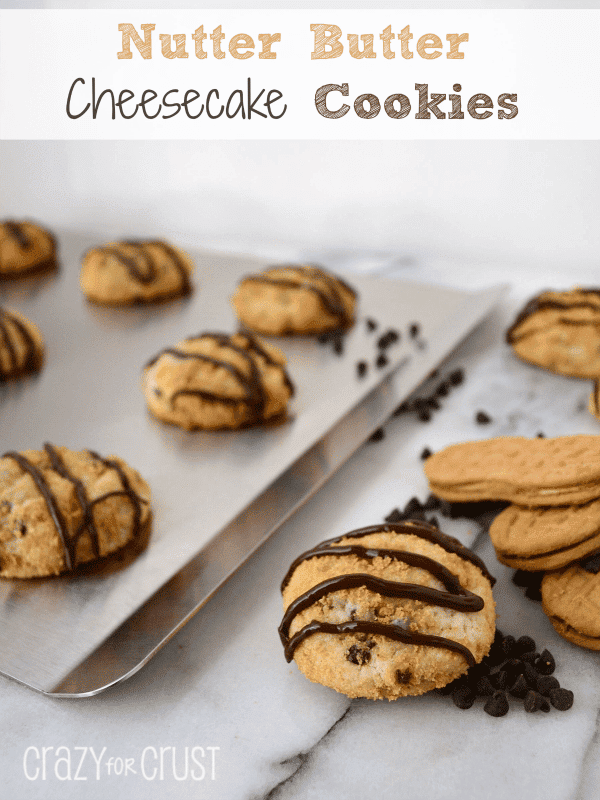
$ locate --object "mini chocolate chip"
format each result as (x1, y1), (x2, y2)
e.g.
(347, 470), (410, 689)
(426, 398), (440, 410)
(537, 676), (560, 696)
(509, 674), (529, 699)
(484, 691), (509, 717)
(409, 323), (420, 338)
(537, 432), (545, 438)
(356, 361), (368, 378)
(333, 337), (344, 355)
(477, 676), (495, 696)
(396, 669), (412, 685)
(376, 354), (388, 369)
(535, 649), (555, 675)
(515, 635), (536, 655)
(369, 428), (385, 443)
(449, 369), (464, 386)
(524, 664), (540, 689)
(452, 685), (476, 709)
(18, 521), (27, 535)
(420, 448), (433, 460)
(502, 635), (516, 656)
(504, 659), (526, 682)
(393, 402), (409, 416)
(422, 495), (440, 512)
(540, 697), (551, 712)
(346, 643), (374, 665)
(384, 508), (403, 523)
(491, 671), (509, 691)
(418, 410), (431, 423)
(317, 332), (330, 344)
(475, 411), (492, 425)
(580, 552), (600, 574)
(436, 381), (450, 397)
(550, 688), (574, 711)
(521, 651), (539, 665)
(403, 497), (422, 516)
(524, 690), (543, 713)
(366, 318), (378, 332)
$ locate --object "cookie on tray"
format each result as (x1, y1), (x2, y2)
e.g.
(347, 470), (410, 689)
(489, 500), (600, 572)
(506, 289), (600, 378)
(0, 220), (58, 279)
(279, 520), (496, 699)
(231, 264), (357, 335)
(542, 560), (600, 651)
(80, 239), (193, 305)
(0, 444), (151, 578)
(0, 307), (44, 380)
(143, 331), (294, 430)
(424, 435), (600, 507)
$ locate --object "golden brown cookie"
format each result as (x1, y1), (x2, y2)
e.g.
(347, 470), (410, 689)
(0, 307), (44, 380)
(507, 289), (600, 378)
(0, 220), (58, 279)
(80, 239), (193, 305)
(279, 521), (496, 699)
(542, 562), (600, 650)
(143, 331), (294, 430)
(489, 500), (600, 571)
(589, 380), (600, 421)
(232, 264), (357, 335)
(0, 444), (151, 578)
(424, 435), (600, 507)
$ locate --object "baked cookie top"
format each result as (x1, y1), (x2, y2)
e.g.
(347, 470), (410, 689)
(542, 561), (600, 647)
(0, 220), (58, 279)
(80, 239), (193, 305)
(425, 435), (600, 506)
(0, 307), (44, 380)
(232, 264), (357, 335)
(143, 331), (294, 430)
(0, 444), (151, 578)
(279, 521), (495, 699)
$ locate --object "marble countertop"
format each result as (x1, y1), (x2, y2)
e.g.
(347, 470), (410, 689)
(3, 256), (600, 800)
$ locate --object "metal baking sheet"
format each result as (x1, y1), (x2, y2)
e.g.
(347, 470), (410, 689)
(0, 231), (506, 695)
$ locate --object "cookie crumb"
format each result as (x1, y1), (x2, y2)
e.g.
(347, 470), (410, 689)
(377, 330), (400, 350)
(366, 318), (378, 332)
(409, 323), (420, 339)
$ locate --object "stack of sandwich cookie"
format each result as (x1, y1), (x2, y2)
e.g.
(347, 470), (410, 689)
(424, 434), (600, 650)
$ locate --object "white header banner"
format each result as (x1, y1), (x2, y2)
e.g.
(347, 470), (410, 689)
(0, 9), (599, 140)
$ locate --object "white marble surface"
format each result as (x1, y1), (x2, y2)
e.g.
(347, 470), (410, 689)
(3, 256), (600, 800)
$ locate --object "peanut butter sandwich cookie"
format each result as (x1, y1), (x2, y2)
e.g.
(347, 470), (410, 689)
(424, 435), (600, 507)
(542, 559), (600, 651)
(489, 499), (600, 572)
(279, 521), (496, 699)
(0, 444), (151, 578)
(507, 289), (600, 378)
(232, 264), (357, 335)
(80, 239), (193, 305)
(0, 220), (58, 279)
(0, 307), (44, 380)
(143, 331), (294, 430)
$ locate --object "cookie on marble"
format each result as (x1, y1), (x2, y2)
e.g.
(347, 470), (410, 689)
(279, 521), (496, 699)
(424, 435), (600, 507)
(231, 264), (357, 335)
(0, 444), (151, 578)
(0, 307), (44, 380)
(0, 220), (58, 279)
(143, 331), (294, 430)
(489, 500), (600, 571)
(542, 560), (600, 651)
(80, 239), (193, 305)
(506, 289), (600, 378)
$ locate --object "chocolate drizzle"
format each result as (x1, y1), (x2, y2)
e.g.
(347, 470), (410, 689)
(2, 445), (145, 572)
(146, 332), (294, 418)
(0, 308), (40, 378)
(241, 265), (356, 329)
(280, 521), (491, 666)
(1, 221), (58, 279)
(96, 240), (190, 296)
(507, 290), (600, 344)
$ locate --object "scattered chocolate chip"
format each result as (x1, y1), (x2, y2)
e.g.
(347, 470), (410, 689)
(356, 361), (368, 379)
(520, 651), (539, 665)
(435, 382), (450, 397)
(535, 649), (556, 675)
(18, 521), (27, 535)
(333, 337), (344, 355)
(368, 428), (385, 443)
(537, 432), (545, 438)
(537, 676), (560, 696)
(418, 410), (431, 423)
(420, 447), (433, 460)
(477, 676), (495, 696)
(484, 691), (509, 717)
(476, 411), (492, 425)
(347, 642), (374, 665)
(427, 516), (439, 528)
(512, 570), (544, 601)
(409, 323), (420, 338)
(366, 318), (378, 332)
(524, 663), (540, 689)
(317, 332), (330, 345)
(393, 401), (409, 416)
(509, 674), (529, 699)
(376, 353), (388, 369)
(580, 552), (600, 574)
(503, 659), (526, 682)
(384, 508), (403, 523)
(550, 688), (574, 711)
(396, 669), (412, 685)
(377, 330), (400, 350)
(491, 670), (509, 691)
(452, 685), (476, 709)
(404, 497), (423, 516)
(501, 635), (516, 657)
(525, 583), (543, 602)
(524, 690), (545, 713)
(449, 369), (464, 386)
(515, 636), (536, 655)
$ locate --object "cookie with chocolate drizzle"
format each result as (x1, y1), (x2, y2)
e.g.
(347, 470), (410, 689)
(80, 239), (194, 305)
(0, 220), (58, 279)
(232, 264), (357, 335)
(507, 288), (600, 378)
(279, 521), (496, 699)
(143, 331), (294, 430)
(0, 307), (44, 380)
(0, 445), (151, 578)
